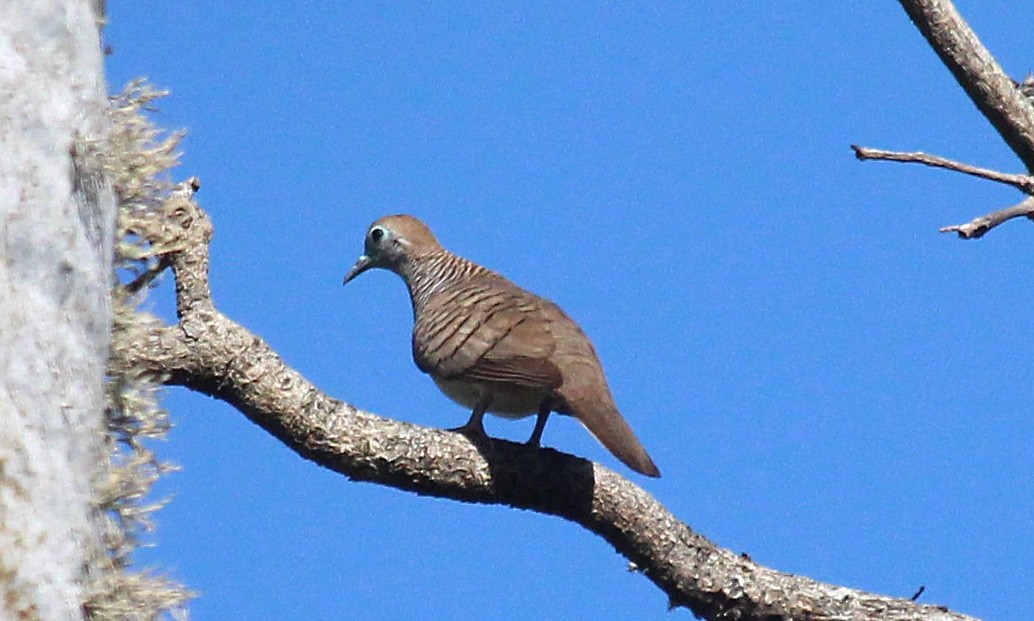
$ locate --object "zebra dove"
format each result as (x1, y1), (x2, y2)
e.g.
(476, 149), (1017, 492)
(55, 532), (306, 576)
(343, 215), (660, 478)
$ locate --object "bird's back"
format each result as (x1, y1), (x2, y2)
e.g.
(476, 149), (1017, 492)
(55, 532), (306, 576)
(408, 251), (660, 477)
(411, 262), (563, 392)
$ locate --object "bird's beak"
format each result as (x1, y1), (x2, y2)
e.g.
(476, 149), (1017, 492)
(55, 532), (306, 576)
(343, 255), (374, 285)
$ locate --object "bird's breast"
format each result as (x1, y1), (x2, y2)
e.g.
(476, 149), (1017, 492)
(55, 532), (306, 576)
(432, 376), (549, 419)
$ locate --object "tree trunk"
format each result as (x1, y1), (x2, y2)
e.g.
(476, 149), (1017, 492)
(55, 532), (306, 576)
(0, 1), (114, 619)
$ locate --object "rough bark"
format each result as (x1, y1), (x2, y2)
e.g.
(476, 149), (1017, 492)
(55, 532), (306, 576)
(897, 0), (1034, 172)
(0, 1), (114, 619)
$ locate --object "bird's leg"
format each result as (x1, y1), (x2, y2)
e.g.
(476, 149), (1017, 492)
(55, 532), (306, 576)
(450, 393), (492, 443)
(526, 402), (551, 447)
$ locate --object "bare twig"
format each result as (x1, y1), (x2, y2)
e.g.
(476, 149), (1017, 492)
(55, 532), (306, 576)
(896, 0), (1034, 172)
(940, 196), (1034, 238)
(852, 2), (1034, 239)
(851, 145), (1034, 193)
(110, 184), (980, 621)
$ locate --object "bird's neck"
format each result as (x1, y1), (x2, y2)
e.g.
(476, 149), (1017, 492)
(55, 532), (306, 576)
(399, 250), (485, 317)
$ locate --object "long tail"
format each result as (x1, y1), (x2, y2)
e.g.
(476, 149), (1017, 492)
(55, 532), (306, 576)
(566, 397), (660, 478)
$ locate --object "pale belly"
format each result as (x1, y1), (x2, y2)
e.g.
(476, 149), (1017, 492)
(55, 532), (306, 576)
(433, 376), (550, 419)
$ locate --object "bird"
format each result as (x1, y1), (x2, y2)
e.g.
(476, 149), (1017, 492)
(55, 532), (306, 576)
(343, 215), (660, 478)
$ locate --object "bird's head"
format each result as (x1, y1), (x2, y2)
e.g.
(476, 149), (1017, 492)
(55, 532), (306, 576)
(343, 214), (442, 284)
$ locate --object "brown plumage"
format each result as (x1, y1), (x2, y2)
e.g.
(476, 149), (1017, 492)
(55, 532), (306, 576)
(343, 214), (660, 478)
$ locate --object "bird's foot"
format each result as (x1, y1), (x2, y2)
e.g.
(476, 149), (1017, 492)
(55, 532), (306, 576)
(449, 421), (494, 448)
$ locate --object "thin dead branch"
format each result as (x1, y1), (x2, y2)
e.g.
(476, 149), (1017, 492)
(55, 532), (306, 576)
(853, 1), (1034, 238)
(939, 196), (1034, 238)
(851, 145), (1034, 194)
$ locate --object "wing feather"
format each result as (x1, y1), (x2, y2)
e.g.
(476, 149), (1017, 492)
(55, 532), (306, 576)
(413, 275), (562, 389)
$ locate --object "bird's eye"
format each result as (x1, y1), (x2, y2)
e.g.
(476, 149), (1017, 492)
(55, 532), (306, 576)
(370, 227), (385, 243)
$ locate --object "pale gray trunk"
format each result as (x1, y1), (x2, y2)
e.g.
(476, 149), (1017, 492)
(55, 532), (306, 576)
(0, 1), (113, 619)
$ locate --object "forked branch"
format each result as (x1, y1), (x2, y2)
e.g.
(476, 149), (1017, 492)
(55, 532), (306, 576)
(854, 0), (1034, 238)
(111, 182), (978, 621)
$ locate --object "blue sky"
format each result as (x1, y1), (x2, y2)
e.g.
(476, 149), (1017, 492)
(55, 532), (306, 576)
(105, 4), (1032, 620)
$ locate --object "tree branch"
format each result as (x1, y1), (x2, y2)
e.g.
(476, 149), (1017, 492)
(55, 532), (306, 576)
(851, 1), (1034, 239)
(939, 196), (1034, 238)
(896, 0), (1034, 172)
(112, 183), (979, 621)
(851, 145), (1034, 193)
